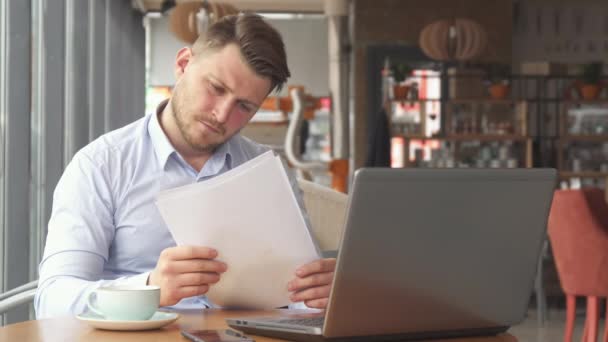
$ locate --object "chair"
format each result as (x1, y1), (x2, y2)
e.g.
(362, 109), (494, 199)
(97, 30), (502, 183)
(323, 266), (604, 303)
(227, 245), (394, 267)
(535, 238), (550, 325)
(297, 178), (348, 253)
(0, 280), (38, 315)
(548, 188), (608, 342)
(0, 180), (348, 316)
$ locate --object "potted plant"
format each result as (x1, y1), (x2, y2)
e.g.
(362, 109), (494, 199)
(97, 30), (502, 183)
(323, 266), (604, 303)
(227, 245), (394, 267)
(484, 64), (511, 100)
(579, 62), (604, 100)
(390, 63), (413, 100)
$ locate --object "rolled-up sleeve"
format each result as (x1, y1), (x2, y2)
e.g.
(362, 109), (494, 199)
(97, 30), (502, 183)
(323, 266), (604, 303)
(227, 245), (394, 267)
(34, 151), (148, 318)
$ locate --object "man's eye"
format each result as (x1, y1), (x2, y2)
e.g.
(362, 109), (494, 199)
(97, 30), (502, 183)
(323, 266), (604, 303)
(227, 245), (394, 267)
(209, 83), (224, 94)
(239, 103), (254, 113)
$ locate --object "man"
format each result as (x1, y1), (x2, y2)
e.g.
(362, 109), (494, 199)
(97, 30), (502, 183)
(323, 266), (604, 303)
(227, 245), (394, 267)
(35, 13), (336, 318)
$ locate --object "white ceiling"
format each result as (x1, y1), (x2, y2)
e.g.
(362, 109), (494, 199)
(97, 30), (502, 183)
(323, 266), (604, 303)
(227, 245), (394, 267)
(136, 0), (324, 13)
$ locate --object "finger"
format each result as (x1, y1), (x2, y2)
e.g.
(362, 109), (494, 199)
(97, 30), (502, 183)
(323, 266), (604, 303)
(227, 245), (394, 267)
(288, 272), (334, 292)
(295, 258), (336, 277)
(161, 284), (211, 306)
(176, 272), (221, 286)
(168, 259), (228, 274)
(163, 246), (218, 261)
(290, 284), (331, 303)
(304, 298), (329, 309)
(176, 284), (210, 299)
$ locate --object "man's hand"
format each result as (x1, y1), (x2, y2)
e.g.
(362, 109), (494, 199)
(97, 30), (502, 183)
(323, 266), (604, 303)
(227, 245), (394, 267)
(148, 246), (227, 307)
(287, 258), (336, 309)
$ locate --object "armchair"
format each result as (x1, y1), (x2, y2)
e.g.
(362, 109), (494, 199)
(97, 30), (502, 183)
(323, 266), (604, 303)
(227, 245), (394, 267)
(548, 188), (608, 342)
(296, 178), (348, 254)
(0, 280), (37, 315)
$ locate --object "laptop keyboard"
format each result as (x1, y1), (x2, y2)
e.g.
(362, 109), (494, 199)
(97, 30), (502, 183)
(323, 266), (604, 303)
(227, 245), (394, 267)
(275, 317), (325, 327)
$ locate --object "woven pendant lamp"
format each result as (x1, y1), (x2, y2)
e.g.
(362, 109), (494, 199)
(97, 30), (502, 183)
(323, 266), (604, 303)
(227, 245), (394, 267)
(419, 18), (487, 62)
(169, 1), (238, 44)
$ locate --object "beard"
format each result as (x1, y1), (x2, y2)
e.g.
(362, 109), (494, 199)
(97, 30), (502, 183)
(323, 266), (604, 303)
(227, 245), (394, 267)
(170, 85), (227, 154)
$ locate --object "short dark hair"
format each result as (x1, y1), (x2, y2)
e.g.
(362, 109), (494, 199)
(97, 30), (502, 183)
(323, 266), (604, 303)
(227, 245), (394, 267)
(192, 13), (291, 93)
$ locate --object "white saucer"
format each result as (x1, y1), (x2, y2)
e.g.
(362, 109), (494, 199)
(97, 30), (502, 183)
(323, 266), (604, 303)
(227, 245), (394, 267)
(76, 311), (179, 331)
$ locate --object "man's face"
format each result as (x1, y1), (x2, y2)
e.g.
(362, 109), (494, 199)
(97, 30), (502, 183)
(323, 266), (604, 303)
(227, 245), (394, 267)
(169, 44), (272, 153)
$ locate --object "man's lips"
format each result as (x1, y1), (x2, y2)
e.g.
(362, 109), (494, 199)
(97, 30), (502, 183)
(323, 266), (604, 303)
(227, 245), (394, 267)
(198, 120), (222, 134)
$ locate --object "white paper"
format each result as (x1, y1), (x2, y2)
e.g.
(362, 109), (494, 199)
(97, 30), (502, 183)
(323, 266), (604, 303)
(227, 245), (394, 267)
(155, 151), (320, 309)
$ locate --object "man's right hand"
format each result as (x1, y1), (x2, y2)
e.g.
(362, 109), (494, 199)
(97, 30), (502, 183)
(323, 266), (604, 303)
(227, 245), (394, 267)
(148, 246), (227, 307)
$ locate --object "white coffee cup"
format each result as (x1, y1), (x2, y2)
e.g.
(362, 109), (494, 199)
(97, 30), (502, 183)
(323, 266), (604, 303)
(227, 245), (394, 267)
(87, 285), (160, 321)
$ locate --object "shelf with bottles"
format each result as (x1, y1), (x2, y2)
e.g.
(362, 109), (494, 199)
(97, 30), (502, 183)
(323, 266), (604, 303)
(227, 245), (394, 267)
(392, 137), (533, 169)
(559, 101), (608, 137)
(559, 171), (608, 179)
(556, 139), (608, 178)
(556, 101), (608, 182)
(388, 99), (441, 138)
(557, 171), (608, 191)
(444, 100), (528, 139)
(390, 99), (532, 169)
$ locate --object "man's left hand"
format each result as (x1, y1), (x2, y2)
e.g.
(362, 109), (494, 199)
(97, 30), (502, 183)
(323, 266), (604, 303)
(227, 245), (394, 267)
(287, 258), (336, 309)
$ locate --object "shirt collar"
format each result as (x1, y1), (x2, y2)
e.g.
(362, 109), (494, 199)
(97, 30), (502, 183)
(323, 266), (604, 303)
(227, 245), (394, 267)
(201, 137), (233, 176)
(148, 99), (177, 170)
(148, 99), (235, 173)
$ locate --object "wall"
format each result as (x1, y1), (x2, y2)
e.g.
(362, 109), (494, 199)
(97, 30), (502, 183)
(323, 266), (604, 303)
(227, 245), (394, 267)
(351, 0), (513, 169)
(148, 16), (186, 88)
(269, 16), (329, 96)
(513, 0), (608, 63)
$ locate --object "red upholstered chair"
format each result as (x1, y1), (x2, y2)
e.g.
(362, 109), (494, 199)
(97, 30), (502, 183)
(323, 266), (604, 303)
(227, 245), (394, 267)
(548, 189), (608, 342)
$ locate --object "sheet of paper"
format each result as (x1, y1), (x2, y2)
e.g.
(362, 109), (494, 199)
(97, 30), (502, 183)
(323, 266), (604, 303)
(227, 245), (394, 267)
(155, 151), (320, 309)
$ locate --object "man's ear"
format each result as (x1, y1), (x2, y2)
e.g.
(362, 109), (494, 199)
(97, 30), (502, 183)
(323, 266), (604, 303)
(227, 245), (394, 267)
(174, 47), (193, 79)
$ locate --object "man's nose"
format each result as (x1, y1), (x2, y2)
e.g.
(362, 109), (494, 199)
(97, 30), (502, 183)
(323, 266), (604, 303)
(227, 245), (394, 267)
(213, 98), (232, 124)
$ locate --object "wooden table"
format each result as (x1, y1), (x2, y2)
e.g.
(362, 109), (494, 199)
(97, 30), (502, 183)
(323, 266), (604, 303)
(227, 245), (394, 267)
(0, 309), (518, 342)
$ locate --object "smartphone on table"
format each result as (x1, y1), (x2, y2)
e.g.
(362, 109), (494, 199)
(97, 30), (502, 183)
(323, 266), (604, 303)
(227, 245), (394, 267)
(181, 329), (254, 342)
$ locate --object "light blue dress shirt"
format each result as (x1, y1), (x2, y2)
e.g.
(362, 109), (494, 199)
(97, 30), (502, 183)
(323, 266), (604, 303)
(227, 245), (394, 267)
(35, 107), (310, 318)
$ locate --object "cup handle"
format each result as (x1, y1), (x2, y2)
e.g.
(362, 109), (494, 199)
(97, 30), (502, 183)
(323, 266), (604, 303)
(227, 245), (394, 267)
(86, 291), (105, 317)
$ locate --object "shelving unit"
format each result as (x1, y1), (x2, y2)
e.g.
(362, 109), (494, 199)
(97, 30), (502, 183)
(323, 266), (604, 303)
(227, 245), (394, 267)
(388, 98), (441, 137)
(389, 99), (533, 169)
(556, 100), (608, 183)
(445, 100), (528, 136)
(376, 63), (608, 187)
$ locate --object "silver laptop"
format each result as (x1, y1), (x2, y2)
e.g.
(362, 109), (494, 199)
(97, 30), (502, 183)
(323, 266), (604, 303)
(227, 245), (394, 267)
(227, 168), (556, 341)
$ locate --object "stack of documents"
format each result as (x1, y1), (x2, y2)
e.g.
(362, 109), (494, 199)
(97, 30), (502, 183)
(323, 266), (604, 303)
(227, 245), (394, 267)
(155, 151), (320, 309)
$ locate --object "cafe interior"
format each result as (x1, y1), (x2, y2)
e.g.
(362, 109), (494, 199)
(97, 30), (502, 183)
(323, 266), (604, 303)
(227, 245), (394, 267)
(1, 0), (608, 341)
